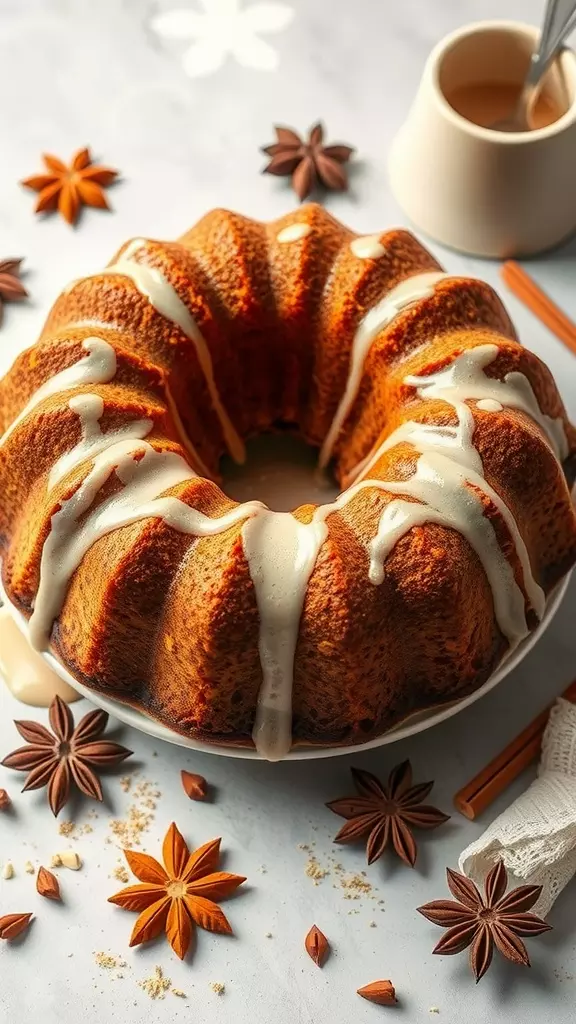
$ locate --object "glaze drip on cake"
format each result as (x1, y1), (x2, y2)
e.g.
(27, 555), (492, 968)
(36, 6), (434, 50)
(104, 240), (246, 465)
(350, 235), (386, 260)
(0, 336), (116, 446)
(0, 607), (80, 706)
(277, 223), (311, 244)
(29, 386), (262, 651)
(319, 271), (449, 470)
(0, 206), (574, 759)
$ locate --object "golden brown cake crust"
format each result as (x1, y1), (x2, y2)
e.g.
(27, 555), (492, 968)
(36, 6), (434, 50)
(1, 204), (575, 753)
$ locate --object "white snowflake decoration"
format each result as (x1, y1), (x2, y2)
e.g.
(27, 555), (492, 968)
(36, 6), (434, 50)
(151, 0), (295, 77)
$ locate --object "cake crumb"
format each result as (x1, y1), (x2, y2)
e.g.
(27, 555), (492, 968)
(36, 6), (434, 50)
(210, 982), (225, 996)
(2, 861), (14, 880)
(120, 776), (132, 794)
(265, 932), (273, 938)
(94, 951), (127, 977)
(340, 873), (372, 898)
(139, 966), (171, 1000)
(59, 821), (76, 838)
(171, 988), (186, 998)
(369, 920), (377, 927)
(108, 780), (160, 847)
(112, 864), (130, 884)
(429, 1008), (440, 1015)
(24, 860), (35, 874)
(50, 854), (62, 868)
(305, 856), (328, 882)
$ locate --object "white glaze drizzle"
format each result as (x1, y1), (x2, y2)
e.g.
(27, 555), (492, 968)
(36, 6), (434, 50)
(64, 319), (214, 480)
(29, 400), (263, 652)
(350, 234), (386, 260)
(0, 337), (116, 447)
(243, 511), (325, 759)
(477, 398), (503, 412)
(103, 239), (245, 464)
(356, 404), (545, 637)
(354, 345), (569, 482)
(49, 394), (153, 489)
(277, 223), (311, 244)
(0, 607), (81, 707)
(403, 344), (568, 461)
(318, 271), (449, 469)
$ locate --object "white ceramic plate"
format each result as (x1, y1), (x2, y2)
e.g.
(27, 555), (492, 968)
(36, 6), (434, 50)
(1, 571), (571, 760)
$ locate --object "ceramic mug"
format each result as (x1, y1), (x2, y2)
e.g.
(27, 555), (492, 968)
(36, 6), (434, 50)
(388, 20), (576, 258)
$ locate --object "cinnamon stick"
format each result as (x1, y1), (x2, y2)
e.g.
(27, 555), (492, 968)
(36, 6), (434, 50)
(500, 261), (576, 357)
(454, 678), (576, 819)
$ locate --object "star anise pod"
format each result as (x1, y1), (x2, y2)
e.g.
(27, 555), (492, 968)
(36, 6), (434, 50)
(0, 259), (28, 326)
(417, 861), (552, 982)
(108, 822), (246, 960)
(1, 695), (132, 816)
(21, 147), (119, 225)
(326, 761), (449, 867)
(261, 122), (354, 201)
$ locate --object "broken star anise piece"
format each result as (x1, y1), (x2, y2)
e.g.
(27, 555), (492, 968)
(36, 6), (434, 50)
(261, 122), (354, 201)
(21, 147), (119, 225)
(1, 695), (132, 816)
(417, 860), (552, 982)
(108, 822), (246, 960)
(0, 259), (28, 326)
(326, 761), (449, 867)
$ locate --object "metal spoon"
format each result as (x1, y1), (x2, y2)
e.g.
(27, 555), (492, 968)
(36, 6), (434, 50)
(491, 0), (576, 132)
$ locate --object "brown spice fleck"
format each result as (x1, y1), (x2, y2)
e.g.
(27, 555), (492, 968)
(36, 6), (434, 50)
(0, 913), (33, 940)
(357, 980), (397, 1006)
(36, 866), (61, 901)
(181, 770), (208, 801)
(305, 924), (330, 967)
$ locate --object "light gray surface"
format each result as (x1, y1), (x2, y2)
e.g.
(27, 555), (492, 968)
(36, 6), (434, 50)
(1, 1), (576, 1021)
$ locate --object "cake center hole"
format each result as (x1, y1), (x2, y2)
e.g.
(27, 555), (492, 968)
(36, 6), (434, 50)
(221, 435), (339, 512)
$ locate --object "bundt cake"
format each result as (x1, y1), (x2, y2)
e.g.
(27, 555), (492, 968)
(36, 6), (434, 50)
(0, 205), (575, 760)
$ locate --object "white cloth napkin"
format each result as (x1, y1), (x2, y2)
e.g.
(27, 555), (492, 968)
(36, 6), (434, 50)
(459, 698), (576, 916)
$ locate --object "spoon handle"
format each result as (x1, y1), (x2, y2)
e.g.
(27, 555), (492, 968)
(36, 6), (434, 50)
(526, 0), (576, 88)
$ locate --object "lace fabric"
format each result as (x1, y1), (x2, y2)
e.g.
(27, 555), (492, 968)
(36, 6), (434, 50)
(459, 698), (576, 916)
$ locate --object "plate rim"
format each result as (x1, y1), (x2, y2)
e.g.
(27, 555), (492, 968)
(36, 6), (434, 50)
(1, 570), (571, 760)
